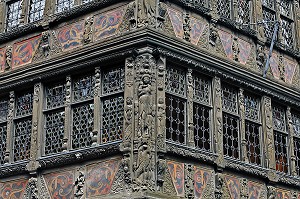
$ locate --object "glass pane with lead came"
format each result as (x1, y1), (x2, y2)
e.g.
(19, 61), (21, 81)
(0, 124), (7, 165)
(166, 67), (186, 96)
(73, 75), (95, 102)
(193, 75), (210, 105)
(45, 83), (66, 109)
(6, 0), (22, 30)
(292, 113), (300, 136)
(245, 121), (261, 165)
(262, 9), (276, 39)
(14, 119), (32, 161)
(103, 68), (125, 94)
(193, 104), (210, 151)
(222, 85), (238, 114)
(244, 94), (260, 121)
(279, 0), (291, 16)
(236, 0), (251, 24)
(281, 18), (293, 46)
(223, 113), (239, 159)
(0, 99), (8, 122)
(16, 92), (33, 117)
(217, 0), (231, 19)
(274, 131), (289, 173)
(56, 0), (74, 13)
(272, 106), (286, 132)
(294, 138), (300, 176)
(29, 0), (45, 22)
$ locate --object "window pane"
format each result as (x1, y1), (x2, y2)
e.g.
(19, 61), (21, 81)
(6, 0), (22, 30)
(101, 96), (124, 143)
(0, 124), (7, 165)
(244, 94), (260, 121)
(45, 110), (65, 155)
(262, 0), (274, 8)
(0, 99), (8, 122)
(16, 92), (33, 117)
(193, 103), (210, 151)
(274, 131), (289, 173)
(166, 67), (186, 96)
(272, 105), (286, 132)
(102, 68), (124, 95)
(166, 95), (185, 144)
(14, 119), (32, 161)
(73, 75), (95, 102)
(56, 0), (74, 13)
(193, 74), (210, 104)
(245, 121), (261, 165)
(72, 103), (94, 149)
(281, 18), (293, 46)
(223, 113), (239, 159)
(279, 0), (291, 16)
(45, 83), (66, 109)
(294, 138), (300, 176)
(292, 113), (300, 136)
(222, 85), (238, 114)
(217, 0), (231, 19)
(237, 0), (251, 24)
(262, 8), (276, 39)
(29, 0), (45, 22)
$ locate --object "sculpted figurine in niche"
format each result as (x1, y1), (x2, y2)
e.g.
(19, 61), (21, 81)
(5, 46), (12, 70)
(137, 0), (156, 27)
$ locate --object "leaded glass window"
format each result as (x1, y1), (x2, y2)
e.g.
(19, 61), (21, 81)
(292, 113), (300, 136)
(222, 85), (238, 114)
(45, 83), (66, 109)
(56, 0), (74, 13)
(237, 0), (251, 24)
(16, 92), (33, 117)
(166, 95), (186, 144)
(0, 98), (8, 165)
(279, 0), (291, 16)
(272, 105), (286, 132)
(103, 68), (124, 95)
(294, 138), (300, 176)
(193, 104), (210, 150)
(29, 0), (45, 22)
(262, 0), (274, 8)
(6, 0), (22, 30)
(262, 8), (276, 39)
(166, 67), (186, 97)
(217, 0), (231, 19)
(193, 75), (210, 105)
(101, 96), (124, 143)
(82, 0), (92, 3)
(281, 18), (293, 46)
(274, 131), (289, 173)
(14, 119), (32, 161)
(0, 99), (8, 122)
(245, 94), (260, 121)
(223, 113), (239, 158)
(73, 75), (95, 102)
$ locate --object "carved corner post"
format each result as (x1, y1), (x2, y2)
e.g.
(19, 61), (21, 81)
(19, 0), (29, 25)
(156, 53), (166, 192)
(120, 56), (135, 194)
(187, 69), (195, 148)
(210, 0), (219, 19)
(27, 83), (42, 175)
(213, 76), (224, 167)
(287, 107), (297, 176)
(63, 75), (72, 151)
(238, 89), (248, 162)
(92, 67), (101, 146)
(4, 91), (15, 164)
(294, 0), (300, 51)
(261, 96), (276, 170)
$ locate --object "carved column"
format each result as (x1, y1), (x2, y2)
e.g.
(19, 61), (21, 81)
(238, 89), (248, 162)
(294, 0), (300, 51)
(287, 107), (297, 175)
(183, 11), (191, 42)
(27, 83), (42, 174)
(262, 96), (276, 170)
(92, 67), (101, 146)
(254, 0), (265, 42)
(213, 77), (224, 167)
(63, 75), (72, 151)
(185, 163), (194, 199)
(4, 91), (15, 163)
(187, 69), (195, 147)
(0, 0), (5, 32)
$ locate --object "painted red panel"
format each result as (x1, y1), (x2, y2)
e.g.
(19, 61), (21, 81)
(167, 161), (184, 197)
(56, 22), (84, 52)
(167, 7), (183, 39)
(225, 176), (240, 199)
(94, 7), (125, 41)
(194, 166), (211, 199)
(268, 52), (280, 79)
(12, 35), (41, 68)
(284, 58), (297, 84)
(0, 48), (5, 71)
(86, 159), (120, 197)
(298, 193), (300, 199)
(218, 30), (233, 59)
(248, 181), (261, 199)
(44, 170), (74, 199)
(238, 39), (251, 65)
(276, 189), (290, 199)
(0, 179), (28, 199)
(190, 17), (206, 45)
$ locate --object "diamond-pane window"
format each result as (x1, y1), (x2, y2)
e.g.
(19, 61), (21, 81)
(237, 0), (251, 24)
(193, 75), (210, 104)
(73, 75), (95, 102)
(274, 131), (289, 173)
(223, 113), (239, 159)
(166, 67), (186, 96)
(245, 121), (261, 165)
(72, 103), (94, 149)
(101, 96), (124, 143)
(29, 0), (45, 22)
(6, 0), (22, 30)
(262, 8), (276, 39)
(244, 94), (260, 121)
(272, 105), (286, 132)
(16, 92), (33, 117)
(217, 0), (231, 18)
(294, 138), (300, 176)
(292, 113), (300, 136)
(14, 119), (32, 161)
(222, 85), (238, 114)
(56, 0), (74, 13)
(193, 104), (210, 151)
(103, 68), (124, 95)
(0, 99), (8, 122)
(0, 124), (7, 165)
(281, 18), (293, 46)
(166, 95), (186, 144)
(279, 0), (291, 16)
(46, 83), (66, 109)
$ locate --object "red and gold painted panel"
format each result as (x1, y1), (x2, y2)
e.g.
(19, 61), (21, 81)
(0, 48), (5, 72)
(269, 52), (280, 79)
(248, 181), (262, 199)
(44, 170), (74, 199)
(94, 7), (125, 41)
(190, 17), (207, 45)
(86, 159), (120, 197)
(12, 35), (41, 68)
(0, 179), (28, 199)
(167, 161), (184, 197)
(238, 39), (252, 65)
(194, 166), (211, 199)
(298, 193), (300, 199)
(225, 175), (240, 199)
(284, 58), (297, 84)
(56, 21), (84, 52)
(218, 30), (233, 59)
(167, 7), (183, 39)
(276, 189), (290, 199)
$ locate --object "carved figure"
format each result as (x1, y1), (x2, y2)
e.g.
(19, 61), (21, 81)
(256, 45), (265, 69)
(183, 13), (191, 42)
(137, 0), (156, 27)
(28, 177), (38, 199)
(5, 46), (12, 70)
(215, 173), (224, 199)
(124, 97), (133, 140)
(232, 37), (240, 61)
(74, 172), (85, 198)
(42, 32), (50, 58)
(83, 16), (93, 44)
(278, 55), (285, 81)
(209, 23), (218, 47)
(267, 185), (276, 199)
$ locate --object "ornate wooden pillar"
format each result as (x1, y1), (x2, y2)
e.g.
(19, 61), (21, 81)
(238, 88), (248, 162)
(0, 0), (5, 32)
(294, 0), (300, 51)
(287, 106), (297, 175)
(92, 67), (101, 146)
(254, 0), (265, 42)
(262, 96), (276, 170)
(4, 91), (15, 163)
(63, 75), (72, 151)
(187, 69), (195, 148)
(213, 76), (224, 167)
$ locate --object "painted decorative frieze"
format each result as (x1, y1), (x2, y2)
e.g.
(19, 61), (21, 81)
(0, 48), (5, 71)
(225, 175), (240, 199)
(93, 6), (126, 41)
(276, 189), (291, 199)
(284, 58), (297, 84)
(218, 30), (233, 59)
(190, 17), (207, 46)
(269, 52), (280, 79)
(238, 39), (252, 65)
(167, 7), (184, 39)
(194, 167), (211, 199)
(44, 170), (74, 199)
(248, 181), (262, 199)
(86, 159), (120, 197)
(56, 21), (84, 52)
(0, 179), (28, 199)
(12, 35), (41, 68)
(167, 161), (185, 197)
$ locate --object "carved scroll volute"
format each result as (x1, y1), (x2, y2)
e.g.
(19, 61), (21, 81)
(238, 89), (247, 162)
(287, 107), (297, 176)
(187, 69), (195, 148)
(213, 77), (224, 167)
(262, 96), (275, 169)
(92, 67), (101, 146)
(5, 91), (15, 163)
